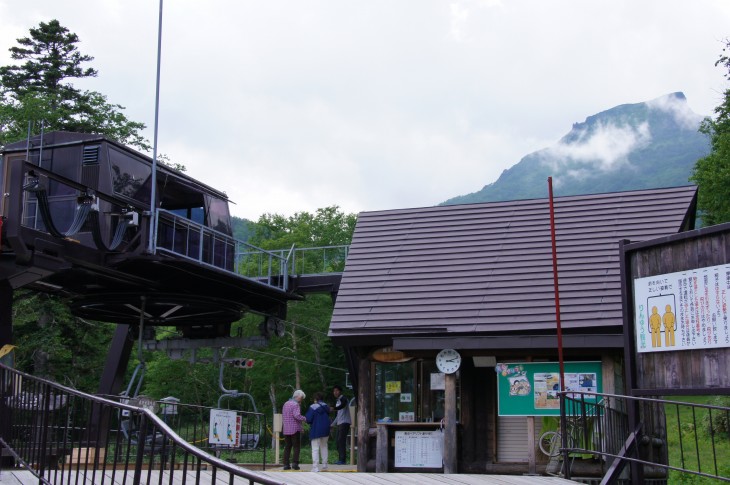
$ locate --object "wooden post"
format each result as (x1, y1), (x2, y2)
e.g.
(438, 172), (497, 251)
(375, 424), (388, 472)
(527, 416), (536, 474)
(443, 372), (457, 473)
(357, 356), (371, 472)
(601, 354), (616, 394)
(350, 405), (356, 465)
(273, 413), (282, 464)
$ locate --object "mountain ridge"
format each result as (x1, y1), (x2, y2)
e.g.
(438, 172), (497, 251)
(441, 92), (710, 205)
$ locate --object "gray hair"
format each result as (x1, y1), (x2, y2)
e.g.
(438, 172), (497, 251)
(293, 389), (306, 399)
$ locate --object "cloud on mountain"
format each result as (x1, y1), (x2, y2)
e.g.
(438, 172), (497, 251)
(539, 121), (652, 179)
(647, 93), (705, 130)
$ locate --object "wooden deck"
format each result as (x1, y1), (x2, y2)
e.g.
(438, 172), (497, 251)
(0, 467), (576, 485)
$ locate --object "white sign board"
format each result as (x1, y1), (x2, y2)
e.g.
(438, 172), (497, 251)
(394, 430), (443, 468)
(209, 409), (240, 447)
(430, 372), (445, 391)
(634, 265), (730, 353)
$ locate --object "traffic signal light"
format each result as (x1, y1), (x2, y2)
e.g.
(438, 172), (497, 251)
(231, 359), (254, 369)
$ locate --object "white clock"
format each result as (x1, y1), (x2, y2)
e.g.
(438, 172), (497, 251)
(435, 349), (461, 374)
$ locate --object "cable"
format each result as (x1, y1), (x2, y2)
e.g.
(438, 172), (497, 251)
(241, 347), (346, 372)
(280, 319), (329, 337)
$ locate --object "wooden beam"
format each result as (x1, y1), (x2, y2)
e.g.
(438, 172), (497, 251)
(393, 334), (625, 350)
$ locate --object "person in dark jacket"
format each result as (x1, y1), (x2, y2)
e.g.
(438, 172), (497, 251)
(305, 392), (331, 472)
(331, 385), (351, 465)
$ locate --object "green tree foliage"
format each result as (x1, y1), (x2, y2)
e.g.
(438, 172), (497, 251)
(691, 39), (730, 226)
(0, 19), (148, 149)
(249, 206), (356, 274)
(12, 290), (115, 392)
(251, 206), (357, 249)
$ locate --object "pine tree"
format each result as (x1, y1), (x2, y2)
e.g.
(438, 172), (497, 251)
(0, 19), (149, 149)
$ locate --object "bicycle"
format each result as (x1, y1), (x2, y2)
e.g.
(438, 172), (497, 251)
(539, 429), (562, 457)
(538, 414), (594, 457)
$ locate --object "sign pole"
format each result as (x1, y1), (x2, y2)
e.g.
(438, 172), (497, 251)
(548, 177), (566, 390)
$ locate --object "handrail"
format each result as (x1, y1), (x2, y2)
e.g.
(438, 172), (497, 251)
(155, 208), (290, 291)
(0, 363), (284, 485)
(558, 390), (730, 483)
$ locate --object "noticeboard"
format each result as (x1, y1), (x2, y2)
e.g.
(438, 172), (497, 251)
(394, 430), (443, 468)
(496, 361), (602, 416)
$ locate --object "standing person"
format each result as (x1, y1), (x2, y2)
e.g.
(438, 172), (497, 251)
(331, 385), (351, 465)
(282, 390), (306, 470)
(305, 392), (331, 472)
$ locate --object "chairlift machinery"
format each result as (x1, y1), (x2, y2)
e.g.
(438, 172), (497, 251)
(0, 131), (300, 397)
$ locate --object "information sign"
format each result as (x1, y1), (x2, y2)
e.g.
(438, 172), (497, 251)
(394, 430), (443, 468)
(634, 265), (730, 353)
(385, 381), (401, 393)
(209, 409), (240, 447)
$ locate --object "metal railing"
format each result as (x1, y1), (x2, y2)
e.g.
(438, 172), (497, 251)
(155, 209), (350, 292)
(155, 209), (290, 290)
(557, 391), (730, 483)
(237, 245), (350, 277)
(100, 395), (267, 461)
(0, 363), (284, 485)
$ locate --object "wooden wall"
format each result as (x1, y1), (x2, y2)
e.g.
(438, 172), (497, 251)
(624, 224), (730, 392)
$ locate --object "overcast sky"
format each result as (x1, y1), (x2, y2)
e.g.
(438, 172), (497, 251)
(1, 1), (729, 220)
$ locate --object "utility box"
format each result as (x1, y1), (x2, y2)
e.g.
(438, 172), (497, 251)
(161, 396), (180, 415)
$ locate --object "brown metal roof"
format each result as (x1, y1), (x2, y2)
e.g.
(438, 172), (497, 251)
(329, 186), (698, 346)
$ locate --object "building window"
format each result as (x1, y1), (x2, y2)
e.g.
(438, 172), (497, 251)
(372, 360), (460, 423)
(373, 362), (416, 422)
(420, 361), (447, 422)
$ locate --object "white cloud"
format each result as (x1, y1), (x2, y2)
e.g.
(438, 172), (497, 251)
(647, 93), (706, 130)
(540, 121), (652, 175)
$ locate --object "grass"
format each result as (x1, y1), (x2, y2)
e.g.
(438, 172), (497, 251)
(664, 395), (730, 484)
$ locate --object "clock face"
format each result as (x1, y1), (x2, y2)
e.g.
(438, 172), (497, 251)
(436, 349), (461, 374)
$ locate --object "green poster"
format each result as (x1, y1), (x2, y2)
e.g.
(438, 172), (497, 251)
(496, 361), (602, 416)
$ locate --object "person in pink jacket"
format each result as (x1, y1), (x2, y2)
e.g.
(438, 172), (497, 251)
(282, 390), (307, 470)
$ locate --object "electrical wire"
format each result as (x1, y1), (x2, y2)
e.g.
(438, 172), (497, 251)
(241, 347), (346, 372)
(280, 319), (329, 337)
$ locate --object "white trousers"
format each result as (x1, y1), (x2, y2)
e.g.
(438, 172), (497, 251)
(311, 436), (329, 469)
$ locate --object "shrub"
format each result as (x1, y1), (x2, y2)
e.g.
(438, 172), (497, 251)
(703, 395), (730, 437)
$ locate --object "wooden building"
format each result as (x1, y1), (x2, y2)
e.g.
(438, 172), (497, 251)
(328, 186), (698, 475)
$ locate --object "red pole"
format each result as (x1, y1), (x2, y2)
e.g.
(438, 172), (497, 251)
(548, 177), (566, 391)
